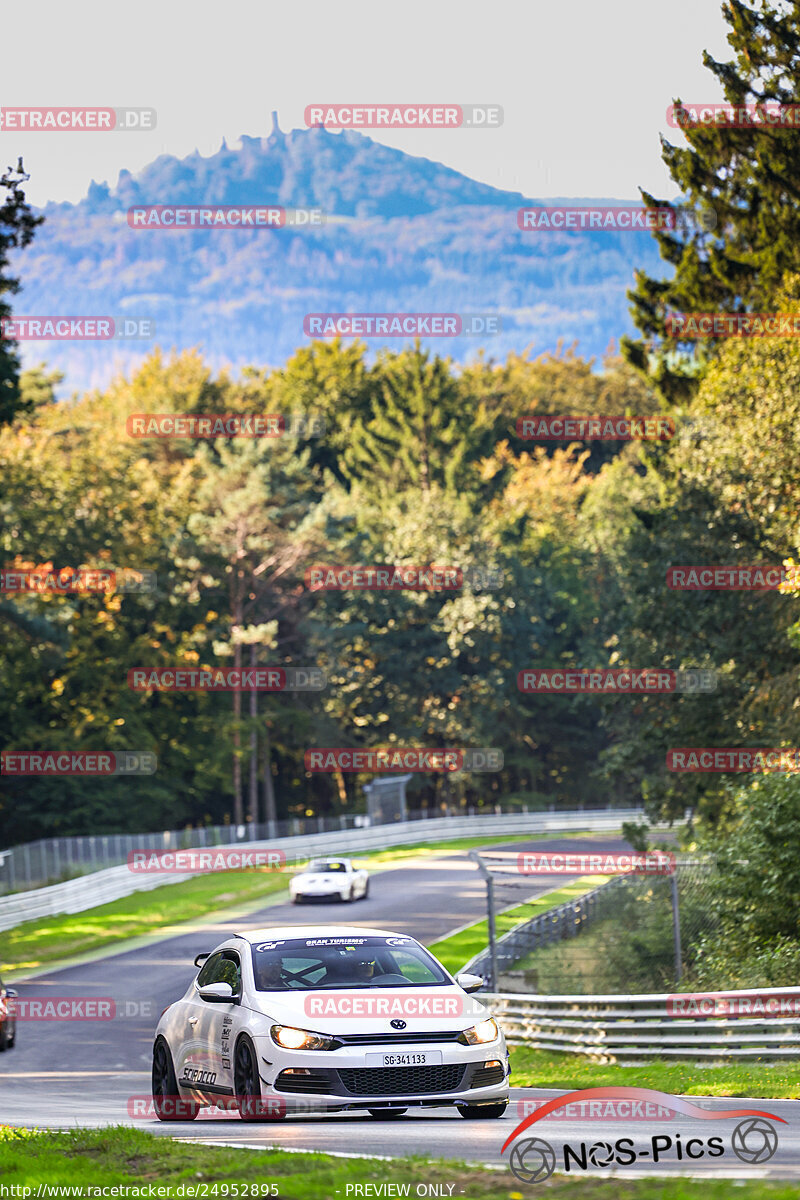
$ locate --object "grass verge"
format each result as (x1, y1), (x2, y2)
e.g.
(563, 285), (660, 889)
(0, 870), (290, 975)
(510, 1045), (800, 1098)
(429, 877), (606, 974)
(0, 1127), (794, 1199)
(1, 830), (617, 977)
(357, 827), (606, 869)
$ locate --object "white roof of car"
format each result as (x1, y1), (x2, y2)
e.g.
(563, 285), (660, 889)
(240, 925), (401, 943)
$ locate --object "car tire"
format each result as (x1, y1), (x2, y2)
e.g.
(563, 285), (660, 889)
(361, 880), (370, 900)
(458, 1102), (508, 1119)
(0, 1024), (7, 1052)
(152, 1037), (199, 1121)
(234, 1035), (285, 1122)
(368, 1108), (407, 1119)
(348, 886), (355, 902)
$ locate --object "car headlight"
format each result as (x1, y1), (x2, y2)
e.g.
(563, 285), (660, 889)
(271, 1024), (337, 1051)
(458, 1018), (499, 1045)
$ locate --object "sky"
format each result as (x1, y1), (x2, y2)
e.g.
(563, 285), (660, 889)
(0, 0), (732, 207)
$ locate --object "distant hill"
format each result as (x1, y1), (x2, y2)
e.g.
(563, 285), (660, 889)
(12, 114), (670, 393)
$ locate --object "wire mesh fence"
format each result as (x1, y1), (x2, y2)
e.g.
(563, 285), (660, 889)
(466, 853), (718, 993)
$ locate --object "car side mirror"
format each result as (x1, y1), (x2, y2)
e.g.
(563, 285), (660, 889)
(456, 972), (484, 994)
(5, 988), (17, 999)
(198, 982), (236, 1004)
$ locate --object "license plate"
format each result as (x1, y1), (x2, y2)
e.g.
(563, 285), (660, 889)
(365, 1051), (443, 1067)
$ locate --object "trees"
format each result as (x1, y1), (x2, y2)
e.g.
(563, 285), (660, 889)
(341, 342), (484, 498)
(0, 160), (43, 427)
(178, 436), (322, 826)
(624, 0), (800, 402)
(0, 339), (685, 840)
(6, 324), (798, 844)
(585, 276), (800, 825)
(689, 774), (800, 988)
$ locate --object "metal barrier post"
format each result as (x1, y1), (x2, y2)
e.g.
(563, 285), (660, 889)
(469, 851), (499, 989)
(671, 872), (683, 983)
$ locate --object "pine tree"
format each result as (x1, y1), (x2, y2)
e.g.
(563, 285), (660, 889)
(0, 160), (43, 426)
(623, 0), (800, 403)
(341, 342), (475, 498)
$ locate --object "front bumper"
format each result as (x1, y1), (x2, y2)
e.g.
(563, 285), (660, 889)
(253, 1036), (509, 1112)
(291, 888), (347, 901)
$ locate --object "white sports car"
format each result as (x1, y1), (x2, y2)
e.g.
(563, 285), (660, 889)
(151, 925), (509, 1121)
(289, 858), (369, 903)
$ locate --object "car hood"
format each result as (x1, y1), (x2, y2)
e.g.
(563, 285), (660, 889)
(243, 984), (489, 1034)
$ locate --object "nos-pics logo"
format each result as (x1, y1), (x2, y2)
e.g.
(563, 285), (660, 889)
(503, 1088), (783, 1184)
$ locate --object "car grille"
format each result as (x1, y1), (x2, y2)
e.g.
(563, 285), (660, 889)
(469, 1063), (505, 1087)
(339, 1064), (465, 1097)
(334, 1032), (463, 1046)
(274, 1069), (332, 1094)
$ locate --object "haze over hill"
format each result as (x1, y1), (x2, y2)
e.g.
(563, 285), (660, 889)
(12, 115), (669, 393)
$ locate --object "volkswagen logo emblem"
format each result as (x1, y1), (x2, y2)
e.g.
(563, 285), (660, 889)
(390, 1019), (407, 1030)
(508, 1137), (556, 1185)
(731, 1118), (779, 1164)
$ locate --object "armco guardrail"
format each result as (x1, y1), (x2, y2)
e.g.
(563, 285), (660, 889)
(485, 989), (800, 1061)
(0, 804), (625, 892)
(0, 809), (640, 933)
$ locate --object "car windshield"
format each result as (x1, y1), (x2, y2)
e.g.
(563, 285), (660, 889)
(251, 935), (450, 990)
(307, 860), (347, 873)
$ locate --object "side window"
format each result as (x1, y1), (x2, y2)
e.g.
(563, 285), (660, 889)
(197, 953), (222, 988)
(197, 951), (241, 993)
